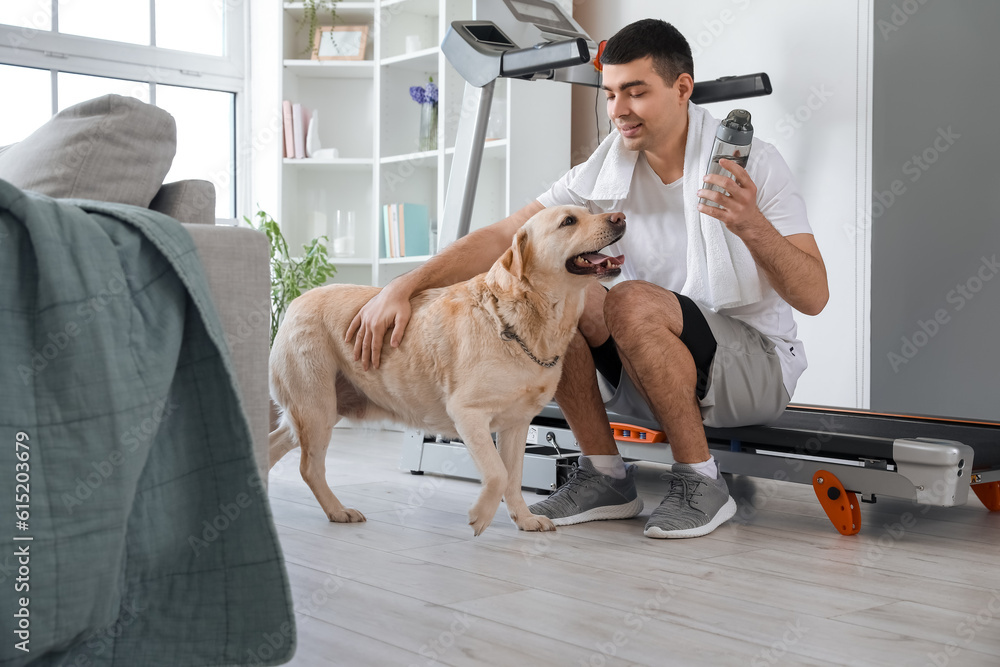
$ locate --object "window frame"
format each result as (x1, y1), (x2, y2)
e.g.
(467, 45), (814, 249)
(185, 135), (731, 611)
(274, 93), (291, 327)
(0, 0), (249, 218)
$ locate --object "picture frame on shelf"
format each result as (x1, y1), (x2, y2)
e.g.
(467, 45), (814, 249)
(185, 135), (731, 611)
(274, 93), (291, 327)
(312, 25), (369, 61)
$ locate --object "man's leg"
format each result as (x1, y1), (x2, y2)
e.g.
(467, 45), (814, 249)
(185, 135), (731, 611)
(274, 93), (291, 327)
(554, 282), (618, 456)
(604, 281), (737, 538)
(604, 282), (709, 465)
(527, 282), (643, 525)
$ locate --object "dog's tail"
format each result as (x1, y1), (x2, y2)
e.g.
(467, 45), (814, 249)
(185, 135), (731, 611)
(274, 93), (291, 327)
(268, 348), (300, 469)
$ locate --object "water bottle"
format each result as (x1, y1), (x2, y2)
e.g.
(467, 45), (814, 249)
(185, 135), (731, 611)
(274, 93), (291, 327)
(699, 109), (753, 208)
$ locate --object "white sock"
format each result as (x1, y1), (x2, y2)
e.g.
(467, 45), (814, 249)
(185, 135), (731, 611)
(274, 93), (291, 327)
(584, 454), (627, 479)
(687, 456), (718, 480)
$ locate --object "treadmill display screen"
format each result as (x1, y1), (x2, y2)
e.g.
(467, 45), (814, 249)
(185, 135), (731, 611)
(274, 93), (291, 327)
(504, 0), (577, 33)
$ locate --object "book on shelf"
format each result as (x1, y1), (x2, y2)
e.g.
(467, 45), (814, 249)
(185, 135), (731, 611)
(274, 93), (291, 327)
(284, 101), (319, 159)
(381, 203), (431, 258)
(381, 204), (396, 258)
(290, 103), (309, 159)
(282, 100), (294, 158)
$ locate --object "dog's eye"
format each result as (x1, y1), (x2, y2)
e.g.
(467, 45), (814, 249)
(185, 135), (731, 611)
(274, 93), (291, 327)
(560, 215), (577, 228)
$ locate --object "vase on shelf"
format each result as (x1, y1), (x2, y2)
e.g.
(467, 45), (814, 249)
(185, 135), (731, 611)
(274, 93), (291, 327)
(418, 103), (438, 152)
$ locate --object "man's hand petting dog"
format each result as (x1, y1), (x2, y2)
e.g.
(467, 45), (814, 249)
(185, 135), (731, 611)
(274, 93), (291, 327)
(346, 284), (412, 371)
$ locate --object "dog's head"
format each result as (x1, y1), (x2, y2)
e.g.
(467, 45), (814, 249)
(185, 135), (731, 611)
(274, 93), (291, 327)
(497, 205), (626, 287)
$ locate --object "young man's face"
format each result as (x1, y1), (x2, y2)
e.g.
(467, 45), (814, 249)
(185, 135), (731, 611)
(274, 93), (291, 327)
(602, 56), (690, 152)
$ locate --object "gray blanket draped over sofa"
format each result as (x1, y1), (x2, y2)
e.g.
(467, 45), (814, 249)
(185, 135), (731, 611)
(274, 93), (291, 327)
(0, 179), (294, 666)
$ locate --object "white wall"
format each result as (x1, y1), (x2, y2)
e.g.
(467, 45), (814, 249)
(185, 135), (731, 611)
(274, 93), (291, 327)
(249, 0), (284, 221)
(572, 0), (872, 409)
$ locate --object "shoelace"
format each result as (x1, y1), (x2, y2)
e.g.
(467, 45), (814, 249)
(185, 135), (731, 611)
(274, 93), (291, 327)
(663, 474), (705, 506)
(555, 461), (597, 489)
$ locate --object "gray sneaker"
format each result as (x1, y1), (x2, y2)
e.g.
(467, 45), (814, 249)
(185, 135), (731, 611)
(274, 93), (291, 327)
(644, 461), (737, 539)
(528, 457), (643, 526)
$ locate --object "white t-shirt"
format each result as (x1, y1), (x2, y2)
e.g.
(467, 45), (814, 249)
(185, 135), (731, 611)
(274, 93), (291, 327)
(537, 143), (814, 399)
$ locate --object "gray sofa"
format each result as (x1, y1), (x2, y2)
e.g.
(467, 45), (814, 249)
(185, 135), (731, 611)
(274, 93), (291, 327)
(0, 94), (270, 477)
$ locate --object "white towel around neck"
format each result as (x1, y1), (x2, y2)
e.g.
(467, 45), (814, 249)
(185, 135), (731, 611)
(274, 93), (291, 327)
(566, 101), (763, 310)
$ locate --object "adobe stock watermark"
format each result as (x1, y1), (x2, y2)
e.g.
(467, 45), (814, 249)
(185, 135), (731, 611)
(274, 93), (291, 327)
(17, 269), (131, 384)
(853, 510), (918, 573)
(775, 84), (834, 141)
(209, 109), (285, 198)
(60, 398), (180, 513)
(382, 154), (436, 194)
(578, 580), (681, 667)
(751, 619), (809, 666)
(688, 0), (755, 60)
(729, 415), (843, 525)
(877, 0), (933, 40)
(80, 598), (147, 659)
(409, 611), (476, 667)
(846, 125), (960, 244)
(394, 459), (458, 524)
(242, 570), (346, 666)
(188, 471), (268, 555)
(925, 589), (1000, 667)
(887, 253), (999, 373)
(854, 479), (954, 573)
(224, 302), (271, 350)
(2, 0), (56, 51)
(520, 521), (564, 564)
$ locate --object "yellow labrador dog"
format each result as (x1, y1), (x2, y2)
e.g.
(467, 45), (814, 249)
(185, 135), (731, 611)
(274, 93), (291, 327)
(268, 205), (625, 535)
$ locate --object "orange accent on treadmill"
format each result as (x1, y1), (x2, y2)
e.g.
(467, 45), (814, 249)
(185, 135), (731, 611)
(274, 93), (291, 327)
(812, 469), (861, 535)
(972, 481), (1000, 511)
(786, 404), (1000, 428)
(610, 422), (666, 443)
(593, 40), (606, 72)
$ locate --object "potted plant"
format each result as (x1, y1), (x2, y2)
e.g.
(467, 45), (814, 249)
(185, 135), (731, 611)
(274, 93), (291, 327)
(246, 209), (337, 431)
(245, 209), (337, 347)
(298, 0), (339, 57)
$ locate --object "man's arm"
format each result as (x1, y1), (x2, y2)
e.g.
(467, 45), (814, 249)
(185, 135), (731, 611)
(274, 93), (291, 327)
(698, 159), (829, 316)
(347, 199), (545, 369)
(735, 228), (827, 316)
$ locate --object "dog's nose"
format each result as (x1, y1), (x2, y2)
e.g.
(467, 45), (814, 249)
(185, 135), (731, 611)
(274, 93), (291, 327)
(608, 212), (626, 227)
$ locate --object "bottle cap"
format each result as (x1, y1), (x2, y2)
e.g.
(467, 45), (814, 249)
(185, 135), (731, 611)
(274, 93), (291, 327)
(715, 109), (753, 146)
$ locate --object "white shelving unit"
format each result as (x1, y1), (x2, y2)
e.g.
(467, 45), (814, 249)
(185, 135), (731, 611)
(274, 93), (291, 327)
(277, 0), (573, 287)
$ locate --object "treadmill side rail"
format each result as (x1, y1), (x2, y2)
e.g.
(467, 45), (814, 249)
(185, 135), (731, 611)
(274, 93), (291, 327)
(892, 438), (974, 506)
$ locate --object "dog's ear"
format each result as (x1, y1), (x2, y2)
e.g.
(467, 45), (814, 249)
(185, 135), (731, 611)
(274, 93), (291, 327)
(500, 228), (531, 281)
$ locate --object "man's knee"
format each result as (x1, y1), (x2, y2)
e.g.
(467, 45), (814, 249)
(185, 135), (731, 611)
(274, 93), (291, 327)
(605, 282), (682, 340)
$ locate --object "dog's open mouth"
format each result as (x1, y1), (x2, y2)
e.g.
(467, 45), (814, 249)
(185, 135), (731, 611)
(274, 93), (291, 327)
(566, 249), (625, 277)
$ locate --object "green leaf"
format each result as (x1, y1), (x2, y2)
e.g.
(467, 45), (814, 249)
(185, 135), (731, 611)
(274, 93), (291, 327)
(246, 208), (337, 347)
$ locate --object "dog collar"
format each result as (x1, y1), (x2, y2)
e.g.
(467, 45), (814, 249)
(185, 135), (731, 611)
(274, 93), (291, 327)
(500, 327), (560, 368)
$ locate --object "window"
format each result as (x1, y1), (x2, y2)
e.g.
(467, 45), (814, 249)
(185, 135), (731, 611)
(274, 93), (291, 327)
(157, 85), (236, 220)
(0, 1), (244, 219)
(57, 72), (150, 111)
(0, 1), (52, 31)
(0, 64), (50, 146)
(58, 0), (150, 46)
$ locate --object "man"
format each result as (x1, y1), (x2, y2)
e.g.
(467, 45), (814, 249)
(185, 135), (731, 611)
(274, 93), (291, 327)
(348, 19), (828, 539)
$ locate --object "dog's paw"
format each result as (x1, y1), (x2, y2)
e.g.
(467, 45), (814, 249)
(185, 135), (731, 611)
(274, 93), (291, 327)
(327, 508), (366, 523)
(468, 511), (493, 537)
(516, 513), (556, 532)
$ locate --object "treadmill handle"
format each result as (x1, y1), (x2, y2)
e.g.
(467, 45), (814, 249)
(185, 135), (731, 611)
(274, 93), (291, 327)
(500, 38), (590, 79)
(690, 73), (772, 105)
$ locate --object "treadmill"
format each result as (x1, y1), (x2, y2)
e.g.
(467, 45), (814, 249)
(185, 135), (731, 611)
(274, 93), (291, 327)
(398, 0), (1000, 535)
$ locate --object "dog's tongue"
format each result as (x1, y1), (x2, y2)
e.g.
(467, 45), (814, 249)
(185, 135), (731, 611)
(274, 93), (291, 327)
(581, 252), (625, 267)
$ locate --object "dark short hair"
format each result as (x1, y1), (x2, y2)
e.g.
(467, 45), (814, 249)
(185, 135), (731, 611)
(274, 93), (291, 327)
(600, 18), (694, 86)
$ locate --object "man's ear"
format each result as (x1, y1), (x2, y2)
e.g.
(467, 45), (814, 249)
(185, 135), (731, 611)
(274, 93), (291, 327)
(674, 72), (694, 103)
(499, 228), (530, 281)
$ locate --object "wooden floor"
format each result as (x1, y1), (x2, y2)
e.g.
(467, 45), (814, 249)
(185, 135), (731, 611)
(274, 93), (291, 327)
(266, 427), (1000, 667)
